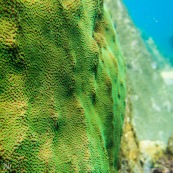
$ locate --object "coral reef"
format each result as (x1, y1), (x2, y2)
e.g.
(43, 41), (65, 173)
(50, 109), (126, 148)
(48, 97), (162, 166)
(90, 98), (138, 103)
(0, 0), (126, 172)
(105, 0), (173, 172)
(151, 135), (173, 173)
(119, 92), (143, 173)
(105, 0), (173, 143)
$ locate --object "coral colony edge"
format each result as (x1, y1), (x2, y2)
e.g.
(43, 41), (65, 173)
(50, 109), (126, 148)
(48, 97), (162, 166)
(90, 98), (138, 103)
(0, 0), (126, 172)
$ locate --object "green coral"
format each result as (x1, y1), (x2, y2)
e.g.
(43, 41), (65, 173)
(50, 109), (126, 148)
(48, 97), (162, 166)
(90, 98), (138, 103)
(0, 0), (126, 172)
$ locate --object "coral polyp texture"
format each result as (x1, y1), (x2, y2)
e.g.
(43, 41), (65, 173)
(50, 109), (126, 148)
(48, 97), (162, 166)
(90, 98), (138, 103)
(0, 0), (126, 172)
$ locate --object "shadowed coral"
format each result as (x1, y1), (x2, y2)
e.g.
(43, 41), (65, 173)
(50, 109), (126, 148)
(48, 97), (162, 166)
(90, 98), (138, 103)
(0, 0), (126, 172)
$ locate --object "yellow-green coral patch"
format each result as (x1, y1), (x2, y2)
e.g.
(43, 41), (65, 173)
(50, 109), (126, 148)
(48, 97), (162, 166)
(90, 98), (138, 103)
(0, 0), (126, 172)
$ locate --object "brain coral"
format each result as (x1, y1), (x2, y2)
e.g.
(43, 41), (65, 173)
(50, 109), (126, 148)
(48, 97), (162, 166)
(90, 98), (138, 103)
(0, 0), (126, 172)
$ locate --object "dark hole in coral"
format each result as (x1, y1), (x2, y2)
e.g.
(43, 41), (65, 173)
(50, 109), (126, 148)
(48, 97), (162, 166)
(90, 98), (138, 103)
(121, 159), (128, 165)
(140, 160), (144, 167)
(105, 27), (109, 31)
(93, 64), (98, 78)
(112, 37), (115, 43)
(106, 141), (114, 149)
(91, 92), (96, 104)
(67, 86), (75, 97)
(55, 122), (59, 130)
(120, 82), (124, 88)
(118, 93), (121, 99)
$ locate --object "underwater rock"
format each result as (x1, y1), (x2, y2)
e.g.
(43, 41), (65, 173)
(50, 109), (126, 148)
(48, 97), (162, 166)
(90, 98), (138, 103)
(119, 92), (143, 173)
(139, 140), (166, 169)
(139, 140), (166, 159)
(151, 151), (173, 173)
(0, 0), (126, 172)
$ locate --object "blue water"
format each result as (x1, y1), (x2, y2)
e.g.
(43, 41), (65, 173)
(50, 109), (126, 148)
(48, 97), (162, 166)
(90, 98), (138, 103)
(123, 0), (173, 62)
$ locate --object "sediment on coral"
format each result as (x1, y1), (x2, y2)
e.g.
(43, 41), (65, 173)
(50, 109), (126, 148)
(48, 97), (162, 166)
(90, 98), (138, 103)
(0, 0), (126, 172)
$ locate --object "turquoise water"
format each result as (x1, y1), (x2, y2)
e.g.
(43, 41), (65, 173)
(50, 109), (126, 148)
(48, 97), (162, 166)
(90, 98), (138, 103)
(123, 0), (173, 63)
